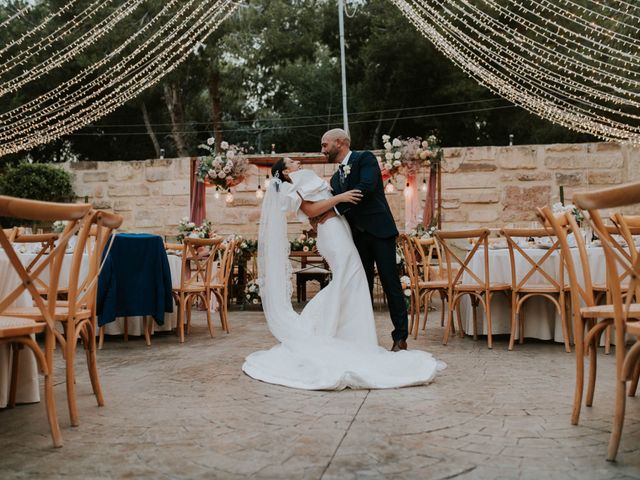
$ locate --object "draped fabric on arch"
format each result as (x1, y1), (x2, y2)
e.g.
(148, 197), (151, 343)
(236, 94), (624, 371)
(190, 157), (206, 225)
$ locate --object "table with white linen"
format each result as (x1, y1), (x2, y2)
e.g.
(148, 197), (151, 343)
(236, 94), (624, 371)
(460, 245), (606, 342)
(0, 250), (90, 408)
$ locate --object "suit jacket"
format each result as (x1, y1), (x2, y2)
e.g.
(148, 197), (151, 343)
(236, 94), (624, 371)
(330, 150), (399, 239)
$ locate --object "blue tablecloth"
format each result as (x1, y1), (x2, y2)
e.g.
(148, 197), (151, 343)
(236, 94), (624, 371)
(97, 233), (173, 327)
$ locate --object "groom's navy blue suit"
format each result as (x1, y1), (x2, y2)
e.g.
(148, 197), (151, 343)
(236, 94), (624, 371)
(330, 150), (408, 342)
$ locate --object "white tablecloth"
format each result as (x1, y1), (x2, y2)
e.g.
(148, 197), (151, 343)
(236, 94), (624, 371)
(460, 246), (606, 342)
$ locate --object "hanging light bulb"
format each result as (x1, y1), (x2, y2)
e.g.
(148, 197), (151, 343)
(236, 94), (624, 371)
(264, 174), (270, 189)
(384, 180), (395, 194)
(256, 184), (264, 200)
(404, 181), (412, 198)
(225, 189), (234, 204)
(214, 188), (220, 200)
(421, 178), (428, 192)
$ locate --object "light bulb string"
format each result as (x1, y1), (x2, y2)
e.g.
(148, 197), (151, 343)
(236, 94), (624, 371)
(0, 4), (34, 31)
(0, 1), (238, 155)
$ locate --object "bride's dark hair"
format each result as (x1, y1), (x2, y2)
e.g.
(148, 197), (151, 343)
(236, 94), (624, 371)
(271, 157), (291, 184)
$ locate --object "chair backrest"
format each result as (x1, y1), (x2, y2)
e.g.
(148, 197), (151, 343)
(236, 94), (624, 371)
(537, 206), (597, 309)
(176, 237), (223, 290)
(398, 235), (418, 286)
(0, 196), (92, 333)
(610, 214), (640, 264)
(213, 239), (236, 286)
(500, 228), (564, 292)
(435, 228), (490, 289)
(573, 181), (640, 363)
(413, 236), (443, 282)
(12, 232), (59, 283)
(1, 227), (19, 243)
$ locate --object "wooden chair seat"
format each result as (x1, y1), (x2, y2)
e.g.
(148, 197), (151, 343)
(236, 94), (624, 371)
(3, 306), (92, 322)
(417, 279), (448, 289)
(580, 304), (640, 319)
(0, 315), (45, 338)
(518, 284), (566, 294)
(455, 283), (510, 292)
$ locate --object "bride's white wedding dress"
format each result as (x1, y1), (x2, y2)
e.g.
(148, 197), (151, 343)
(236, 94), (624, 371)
(242, 169), (445, 390)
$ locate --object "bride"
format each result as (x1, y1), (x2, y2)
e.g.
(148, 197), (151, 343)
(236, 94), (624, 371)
(242, 157), (445, 390)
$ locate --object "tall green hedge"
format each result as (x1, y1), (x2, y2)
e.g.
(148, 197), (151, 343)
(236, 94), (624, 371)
(0, 163), (75, 226)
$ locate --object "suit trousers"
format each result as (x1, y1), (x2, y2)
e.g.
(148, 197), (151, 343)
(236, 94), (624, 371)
(352, 228), (408, 341)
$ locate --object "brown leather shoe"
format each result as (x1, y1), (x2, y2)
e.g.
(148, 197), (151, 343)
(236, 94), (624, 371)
(391, 340), (408, 352)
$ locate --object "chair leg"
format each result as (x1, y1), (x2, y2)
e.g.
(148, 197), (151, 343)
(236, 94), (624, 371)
(42, 332), (63, 447)
(586, 325), (598, 407)
(222, 289), (231, 333)
(82, 323), (104, 407)
(98, 326), (104, 350)
(143, 316), (151, 347)
(572, 318), (586, 425)
(519, 305), (525, 345)
(471, 296), (478, 341)
(442, 295), (454, 345)
(412, 292), (420, 339)
(8, 343), (21, 408)
(604, 325), (612, 355)
(178, 295), (185, 343)
(607, 378), (627, 462)
(65, 321), (79, 427)
(455, 302), (464, 337)
(559, 291), (571, 353)
(485, 293), (493, 350)
(205, 292), (215, 338)
(440, 291), (446, 327)
(186, 297), (193, 335)
(509, 295), (518, 351)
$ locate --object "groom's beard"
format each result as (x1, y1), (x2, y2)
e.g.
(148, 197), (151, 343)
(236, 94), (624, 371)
(326, 149), (339, 163)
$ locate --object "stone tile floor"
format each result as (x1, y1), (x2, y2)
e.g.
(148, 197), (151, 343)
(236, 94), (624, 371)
(1, 308), (639, 479)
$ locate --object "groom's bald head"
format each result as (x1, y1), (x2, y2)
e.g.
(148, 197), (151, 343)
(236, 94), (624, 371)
(321, 129), (351, 163)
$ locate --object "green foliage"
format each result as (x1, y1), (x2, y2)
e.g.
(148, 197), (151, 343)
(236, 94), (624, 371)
(0, 162), (75, 202)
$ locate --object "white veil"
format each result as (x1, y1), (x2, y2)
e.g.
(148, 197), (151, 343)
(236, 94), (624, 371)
(256, 180), (306, 342)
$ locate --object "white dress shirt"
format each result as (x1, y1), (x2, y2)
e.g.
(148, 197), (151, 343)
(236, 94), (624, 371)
(334, 151), (353, 215)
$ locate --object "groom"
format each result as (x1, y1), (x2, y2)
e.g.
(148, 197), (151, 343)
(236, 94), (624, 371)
(317, 128), (408, 351)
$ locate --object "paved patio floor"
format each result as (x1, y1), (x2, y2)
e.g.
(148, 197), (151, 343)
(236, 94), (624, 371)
(1, 307), (639, 479)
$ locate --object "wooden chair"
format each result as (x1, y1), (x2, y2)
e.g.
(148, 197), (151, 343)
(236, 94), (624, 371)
(435, 229), (510, 349)
(205, 239), (236, 334)
(5, 210), (122, 427)
(1, 226), (20, 243)
(500, 228), (571, 352)
(0, 196), (92, 447)
(12, 232), (59, 296)
(573, 183), (640, 461)
(170, 237), (222, 343)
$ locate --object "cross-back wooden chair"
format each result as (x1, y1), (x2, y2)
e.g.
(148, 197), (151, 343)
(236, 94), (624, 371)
(573, 183), (640, 461)
(435, 228), (510, 349)
(1, 226), (20, 243)
(5, 210), (122, 427)
(0, 196), (92, 447)
(170, 237), (223, 343)
(537, 203), (640, 439)
(206, 239), (237, 334)
(500, 228), (571, 352)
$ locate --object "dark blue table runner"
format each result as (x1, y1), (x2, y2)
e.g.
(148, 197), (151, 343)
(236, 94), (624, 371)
(97, 233), (173, 327)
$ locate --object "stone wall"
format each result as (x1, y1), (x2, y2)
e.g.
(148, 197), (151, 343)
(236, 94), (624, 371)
(64, 141), (640, 239)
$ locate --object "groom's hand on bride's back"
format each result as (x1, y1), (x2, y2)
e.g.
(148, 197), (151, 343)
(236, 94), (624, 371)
(313, 210), (337, 225)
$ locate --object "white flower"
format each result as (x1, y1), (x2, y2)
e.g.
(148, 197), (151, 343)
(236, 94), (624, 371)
(428, 135), (437, 143)
(394, 151), (401, 159)
(208, 169), (216, 178)
(385, 162), (393, 170)
(246, 294), (251, 299)
(382, 134), (390, 142)
(385, 152), (393, 161)
(396, 253), (402, 264)
(252, 298), (259, 305)
(206, 137), (215, 146)
(421, 140), (429, 148)
(223, 166), (231, 174)
(187, 222), (196, 229)
(227, 150), (235, 159)
(241, 242), (248, 249)
(392, 138), (402, 147)
(384, 142), (392, 151)
(343, 165), (351, 176)
(302, 246), (309, 252)
(393, 160), (401, 167)
(400, 275), (410, 285)
(404, 288), (412, 297)
(220, 141), (229, 150)
(218, 171), (226, 179)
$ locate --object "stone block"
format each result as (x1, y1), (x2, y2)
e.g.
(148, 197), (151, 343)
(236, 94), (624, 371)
(134, 211), (165, 229)
(145, 167), (172, 182)
(587, 171), (623, 185)
(554, 172), (585, 187)
(543, 155), (587, 169)
(444, 173), (497, 189)
(594, 142), (621, 152)
(161, 180), (189, 196)
(148, 159), (174, 168)
(108, 183), (150, 197)
(110, 162), (143, 182)
(468, 209), (499, 223)
(462, 146), (495, 163)
(585, 153), (624, 169)
(501, 185), (551, 222)
(442, 199), (460, 209)
(92, 200), (112, 210)
(93, 185), (105, 198)
(83, 171), (108, 183)
(515, 172), (551, 182)
(113, 200), (133, 211)
(460, 191), (500, 204)
(70, 161), (98, 170)
(458, 163), (497, 173)
(545, 143), (586, 154)
(442, 210), (467, 222)
(172, 196), (190, 207)
(496, 146), (538, 170)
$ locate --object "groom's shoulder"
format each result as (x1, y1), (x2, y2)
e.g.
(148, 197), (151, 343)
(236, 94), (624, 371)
(351, 150), (376, 162)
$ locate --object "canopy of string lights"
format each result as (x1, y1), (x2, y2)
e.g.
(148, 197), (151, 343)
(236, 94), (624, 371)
(0, 0), (638, 158)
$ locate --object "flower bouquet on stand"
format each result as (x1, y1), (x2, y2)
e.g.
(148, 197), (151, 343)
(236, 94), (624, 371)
(243, 280), (262, 310)
(290, 233), (316, 253)
(378, 134), (444, 183)
(197, 139), (251, 194)
(176, 217), (215, 243)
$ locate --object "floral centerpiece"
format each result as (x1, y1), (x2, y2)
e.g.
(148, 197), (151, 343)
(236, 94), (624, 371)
(379, 134), (444, 181)
(177, 217), (215, 242)
(552, 202), (585, 225)
(407, 224), (437, 240)
(52, 220), (65, 233)
(238, 238), (258, 255)
(290, 233), (316, 252)
(244, 280), (261, 306)
(196, 138), (251, 191)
